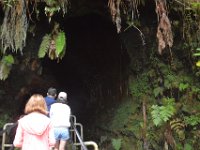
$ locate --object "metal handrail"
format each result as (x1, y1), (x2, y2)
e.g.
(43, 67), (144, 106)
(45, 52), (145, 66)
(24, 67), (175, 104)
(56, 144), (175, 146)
(70, 123), (83, 144)
(1, 123), (14, 150)
(70, 118), (88, 150)
(74, 141), (99, 150)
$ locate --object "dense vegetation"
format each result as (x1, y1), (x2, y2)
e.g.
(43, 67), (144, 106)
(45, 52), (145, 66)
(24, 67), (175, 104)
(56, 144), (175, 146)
(0, 0), (200, 149)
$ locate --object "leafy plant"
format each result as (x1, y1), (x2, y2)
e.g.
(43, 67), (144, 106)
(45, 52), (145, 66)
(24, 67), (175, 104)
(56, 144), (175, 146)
(129, 73), (150, 98)
(184, 114), (200, 126)
(0, 55), (14, 80)
(38, 34), (51, 58)
(111, 138), (122, 150)
(151, 98), (176, 126)
(55, 31), (66, 59)
(179, 83), (189, 91)
(38, 30), (66, 61)
(153, 87), (164, 97)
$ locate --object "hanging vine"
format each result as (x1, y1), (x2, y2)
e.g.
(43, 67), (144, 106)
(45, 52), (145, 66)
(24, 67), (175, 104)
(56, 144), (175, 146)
(108, 0), (144, 33)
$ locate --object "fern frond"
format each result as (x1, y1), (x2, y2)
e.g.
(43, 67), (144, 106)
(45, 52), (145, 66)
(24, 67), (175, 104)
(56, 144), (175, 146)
(170, 118), (185, 141)
(38, 34), (51, 58)
(55, 31), (66, 59)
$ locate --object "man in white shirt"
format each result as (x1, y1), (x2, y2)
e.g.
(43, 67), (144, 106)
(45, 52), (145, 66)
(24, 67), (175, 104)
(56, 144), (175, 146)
(50, 92), (71, 150)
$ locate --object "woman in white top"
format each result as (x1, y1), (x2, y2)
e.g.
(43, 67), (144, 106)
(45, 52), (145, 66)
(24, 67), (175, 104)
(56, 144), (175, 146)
(50, 92), (71, 150)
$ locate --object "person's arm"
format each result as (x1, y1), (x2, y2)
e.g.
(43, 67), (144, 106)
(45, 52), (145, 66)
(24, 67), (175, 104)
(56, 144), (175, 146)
(48, 122), (56, 147)
(13, 121), (23, 147)
(49, 106), (53, 118)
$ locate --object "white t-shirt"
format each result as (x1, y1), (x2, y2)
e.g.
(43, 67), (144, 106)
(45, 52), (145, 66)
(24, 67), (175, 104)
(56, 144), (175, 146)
(50, 103), (71, 127)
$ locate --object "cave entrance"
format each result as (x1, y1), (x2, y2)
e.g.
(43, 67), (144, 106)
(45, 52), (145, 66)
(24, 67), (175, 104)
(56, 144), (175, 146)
(42, 13), (129, 126)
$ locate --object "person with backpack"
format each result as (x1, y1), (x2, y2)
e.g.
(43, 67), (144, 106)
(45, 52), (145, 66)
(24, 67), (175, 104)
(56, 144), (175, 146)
(50, 92), (71, 150)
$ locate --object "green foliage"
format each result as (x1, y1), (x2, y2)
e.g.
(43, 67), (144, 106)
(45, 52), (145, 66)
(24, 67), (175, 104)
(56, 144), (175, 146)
(193, 48), (200, 56)
(55, 31), (66, 59)
(0, 55), (14, 80)
(38, 31), (66, 60)
(151, 105), (163, 126)
(153, 87), (163, 97)
(2, 54), (14, 65)
(111, 138), (122, 150)
(151, 98), (176, 126)
(110, 100), (138, 129)
(191, 2), (200, 10)
(184, 143), (193, 150)
(38, 34), (51, 58)
(194, 48), (200, 67)
(129, 73), (150, 98)
(184, 114), (200, 126)
(179, 83), (189, 91)
(0, 113), (11, 128)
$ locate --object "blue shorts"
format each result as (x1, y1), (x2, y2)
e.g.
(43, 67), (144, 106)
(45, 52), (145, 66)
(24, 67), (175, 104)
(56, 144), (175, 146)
(54, 127), (70, 141)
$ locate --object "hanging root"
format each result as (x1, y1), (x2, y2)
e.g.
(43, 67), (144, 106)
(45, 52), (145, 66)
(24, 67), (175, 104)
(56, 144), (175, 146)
(1, 0), (28, 54)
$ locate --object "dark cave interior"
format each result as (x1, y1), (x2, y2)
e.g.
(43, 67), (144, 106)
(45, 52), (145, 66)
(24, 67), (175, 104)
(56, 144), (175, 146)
(41, 13), (129, 127)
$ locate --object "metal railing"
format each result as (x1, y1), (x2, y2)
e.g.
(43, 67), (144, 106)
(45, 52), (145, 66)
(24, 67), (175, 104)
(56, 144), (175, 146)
(74, 141), (99, 150)
(1, 115), (99, 150)
(1, 123), (15, 150)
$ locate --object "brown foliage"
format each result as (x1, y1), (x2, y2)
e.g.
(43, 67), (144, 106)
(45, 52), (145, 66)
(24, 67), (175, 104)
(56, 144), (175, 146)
(108, 0), (121, 33)
(155, 0), (173, 54)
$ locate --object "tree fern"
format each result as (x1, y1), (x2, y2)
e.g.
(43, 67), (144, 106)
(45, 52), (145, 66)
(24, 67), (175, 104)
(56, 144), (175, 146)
(38, 34), (51, 58)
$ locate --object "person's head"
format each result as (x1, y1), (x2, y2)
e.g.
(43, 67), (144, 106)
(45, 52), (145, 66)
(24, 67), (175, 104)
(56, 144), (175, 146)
(47, 87), (57, 98)
(57, 92), (67, 104)
(24, 94), (48, 115)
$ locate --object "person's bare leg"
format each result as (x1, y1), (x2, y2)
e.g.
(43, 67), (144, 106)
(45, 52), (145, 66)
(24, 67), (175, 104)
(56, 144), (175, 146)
(59, 140), (67, 150)
(54, 140), (60, 150)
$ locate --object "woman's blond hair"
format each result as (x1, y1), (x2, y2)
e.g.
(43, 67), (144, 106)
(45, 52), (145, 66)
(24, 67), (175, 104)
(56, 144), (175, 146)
(24, 94), (48, 115)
